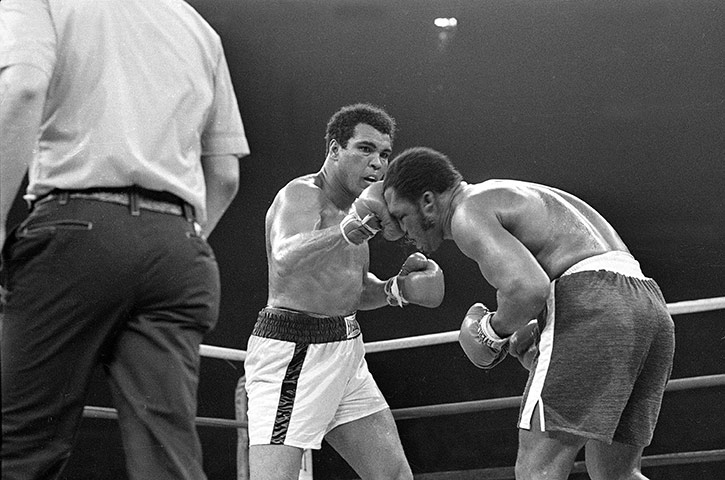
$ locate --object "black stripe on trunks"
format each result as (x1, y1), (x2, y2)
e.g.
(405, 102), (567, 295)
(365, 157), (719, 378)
(271, 343), (309, 444)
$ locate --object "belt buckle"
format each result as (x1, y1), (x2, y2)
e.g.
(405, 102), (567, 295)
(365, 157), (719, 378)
(344, 314), (360, 339)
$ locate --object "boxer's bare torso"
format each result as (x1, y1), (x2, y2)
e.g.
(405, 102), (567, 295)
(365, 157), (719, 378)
(384, 177), (630, 332)
(265, 174), (369, 317)
(451, 180), (629, 280)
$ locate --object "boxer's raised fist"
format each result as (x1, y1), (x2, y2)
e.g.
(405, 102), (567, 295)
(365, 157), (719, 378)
(352, 182), (404, 241)
(385, 253), (444, 308)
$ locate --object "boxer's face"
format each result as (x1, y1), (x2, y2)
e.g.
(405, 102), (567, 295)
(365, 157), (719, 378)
(335, 123), (392, 196)
(384, 188), (443, 253)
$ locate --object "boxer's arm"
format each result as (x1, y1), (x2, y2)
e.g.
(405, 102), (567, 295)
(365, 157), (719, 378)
(452, 197), (549, 337)
(357, 238), (389, 311)
(359, 271), (388, 310)
(0, 64), (49, 250)
(268, 180), (353, 276)
(200, 154), (239, 237)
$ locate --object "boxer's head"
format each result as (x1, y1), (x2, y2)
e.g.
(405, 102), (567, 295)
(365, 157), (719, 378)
(324, 103), (396, 156)
(383, 147), (463, 253)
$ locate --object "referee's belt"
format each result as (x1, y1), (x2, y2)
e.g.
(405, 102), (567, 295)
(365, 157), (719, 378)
(33, 187), (195, 219)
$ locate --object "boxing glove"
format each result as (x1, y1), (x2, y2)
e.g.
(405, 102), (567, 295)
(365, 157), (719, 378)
(341, 182), (404, 245)
(340, 206), (380, 245)
(458, 303), (509, 369)
(384, 252), (444, 308)
(509, 319), (540, 371)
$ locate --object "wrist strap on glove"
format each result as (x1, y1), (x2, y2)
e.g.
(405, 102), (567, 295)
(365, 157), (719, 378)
(477, 311), (509, 350)
(384, 276), (409, 307)
(340, 209), (380, 245)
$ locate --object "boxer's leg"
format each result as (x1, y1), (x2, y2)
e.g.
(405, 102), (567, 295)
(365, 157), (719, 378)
(249, 444), (304, 480)
(325, 408), (412, 480)
(585, 440), (647, 480)
(516, 405), (586, 480)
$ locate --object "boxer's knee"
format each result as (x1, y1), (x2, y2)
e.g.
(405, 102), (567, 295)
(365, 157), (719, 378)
(585, 440), (648, 480)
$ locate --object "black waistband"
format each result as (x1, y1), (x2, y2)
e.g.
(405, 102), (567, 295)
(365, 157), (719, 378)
(252, 307), (360, 344)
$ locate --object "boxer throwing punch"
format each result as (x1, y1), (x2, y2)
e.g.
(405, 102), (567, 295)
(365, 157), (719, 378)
(244, 105), (444, 480)
(382, 147), (674, 480)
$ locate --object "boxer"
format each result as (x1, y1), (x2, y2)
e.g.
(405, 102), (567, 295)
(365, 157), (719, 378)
(244, 105), (444, 480)
(382, 146), (674, 480)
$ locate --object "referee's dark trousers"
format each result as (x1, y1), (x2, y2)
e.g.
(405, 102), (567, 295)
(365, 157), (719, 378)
(1, 191), (219, 480)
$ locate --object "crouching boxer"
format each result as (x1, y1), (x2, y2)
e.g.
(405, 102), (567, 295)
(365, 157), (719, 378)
(382, 146), (674, 480)
(244, 104), (444, 480)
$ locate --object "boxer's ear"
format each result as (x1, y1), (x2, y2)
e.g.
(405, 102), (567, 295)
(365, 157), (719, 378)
(420, 191), (437, 215)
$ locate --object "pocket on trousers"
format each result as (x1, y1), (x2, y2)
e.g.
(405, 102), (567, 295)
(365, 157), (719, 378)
(18, 219), (93, 237)
(6, 220), (93, 278)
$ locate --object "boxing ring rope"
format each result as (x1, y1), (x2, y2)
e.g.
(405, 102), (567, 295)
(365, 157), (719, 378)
(390, 373), (725, 420)
(82, 295), (725, 475)
(83, 373), (725, 427)
(197, 296), (725, 361)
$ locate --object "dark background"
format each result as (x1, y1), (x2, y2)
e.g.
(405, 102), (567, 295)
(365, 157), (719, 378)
(7, 0), (723, 478)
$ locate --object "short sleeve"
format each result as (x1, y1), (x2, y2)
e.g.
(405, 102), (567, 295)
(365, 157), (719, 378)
(200, 44), (250, 158)
(0, 0), (57, 75)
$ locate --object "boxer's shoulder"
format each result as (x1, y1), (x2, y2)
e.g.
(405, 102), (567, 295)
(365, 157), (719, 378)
(276, 175), (325, 207)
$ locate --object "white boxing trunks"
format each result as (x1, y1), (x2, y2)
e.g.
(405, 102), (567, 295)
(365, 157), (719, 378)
(244, 307), (389, 450)
(518, 251), (675, 446)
